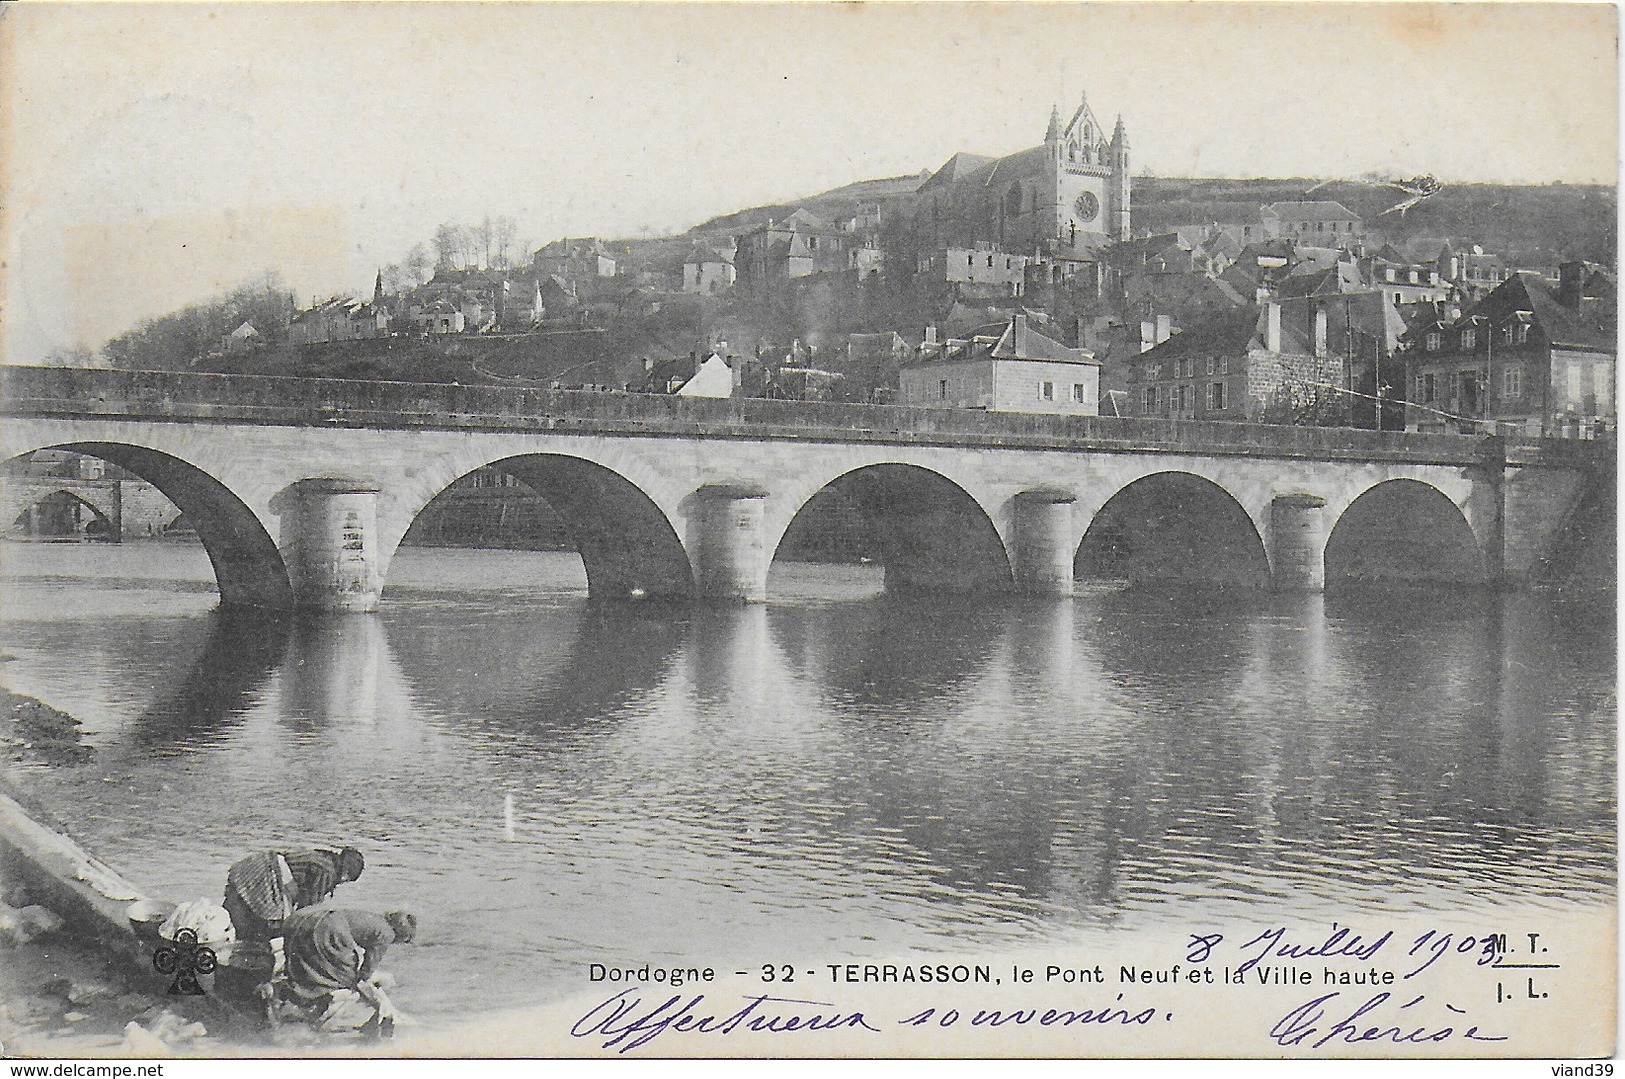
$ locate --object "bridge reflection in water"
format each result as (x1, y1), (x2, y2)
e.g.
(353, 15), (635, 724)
(0, 546), (1613, 1021)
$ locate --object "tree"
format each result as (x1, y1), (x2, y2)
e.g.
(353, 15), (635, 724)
(101, 270), (294, 370)
(42, 344), (101, 367)
(432, 223), (461, 271)
(403, 243), (433, 284)
(492, 216), (520, 269)
(1258, 359), (1346, 427)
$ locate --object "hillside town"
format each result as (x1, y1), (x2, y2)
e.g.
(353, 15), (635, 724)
(115, 89), (1615, 439)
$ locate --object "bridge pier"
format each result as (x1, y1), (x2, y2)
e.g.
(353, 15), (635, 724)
(278, 479), (383, 612)
(1011, 489), (1076, 596)
(691, 484), (769, 603)
(1269, 493), (1328, 592)
(1493, 456), (1591, 588)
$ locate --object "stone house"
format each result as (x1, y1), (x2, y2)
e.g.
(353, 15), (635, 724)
(1402, 266), (1615, 436)
(735, 209), (848, 293)
(900, 313), (1100, 415)
(682, 244), (736, 294)
(1261, 201), (1364, 247)
(1119, 302), (1349, 423)
(534, 238), (617, 282)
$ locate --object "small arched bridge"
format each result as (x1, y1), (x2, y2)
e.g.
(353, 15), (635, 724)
(1, 366), (1610, 611)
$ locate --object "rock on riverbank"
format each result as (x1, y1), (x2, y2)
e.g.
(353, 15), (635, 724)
(1, 687), (92, 766)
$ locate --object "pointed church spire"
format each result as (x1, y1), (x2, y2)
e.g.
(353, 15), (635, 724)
(373, 269), (384, 305)
(1045, 104), (1062, 143)
(1112, 114), (1128, 144)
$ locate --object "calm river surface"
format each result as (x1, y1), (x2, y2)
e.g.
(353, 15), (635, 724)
(0, 542), (1614, 1022)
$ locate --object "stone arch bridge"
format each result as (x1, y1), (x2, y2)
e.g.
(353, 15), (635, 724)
(0, 472), (180, 540)
(1, 367), (1609, 611)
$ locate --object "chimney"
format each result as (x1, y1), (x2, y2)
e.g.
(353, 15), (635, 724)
(924, 324), (938, 345)
(1313, 307), (1328, 357)
(1558, 261), (1585, 307)
(1265, 302), (1282, 353)
(1013, 312), (1028, 346)
(1082, 316), (1108, 353)
(1140, 320), (1155, 353)
(1155, 314), (1172, 344)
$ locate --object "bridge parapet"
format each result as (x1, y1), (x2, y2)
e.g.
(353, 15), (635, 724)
(5, 365), (1610, 469)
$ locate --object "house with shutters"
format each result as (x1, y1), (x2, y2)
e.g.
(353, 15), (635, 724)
(1402, 264), (1615, 436)
(900, 313), (1100, 414)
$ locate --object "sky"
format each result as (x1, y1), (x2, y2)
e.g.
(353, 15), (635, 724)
(1, 1), (1617, 364)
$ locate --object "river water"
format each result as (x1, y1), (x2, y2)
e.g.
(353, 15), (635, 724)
(0, 542), (1614, 1024)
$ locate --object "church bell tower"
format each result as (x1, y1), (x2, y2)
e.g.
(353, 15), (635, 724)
(1110, 114), (1131, 243)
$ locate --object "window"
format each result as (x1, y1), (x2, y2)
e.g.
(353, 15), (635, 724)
(1461, 329), (1476, 350)
(1143, 386), (1158, 412)
(1502, 325), (1514, 345)
(1503, 367), (1523, 398)
(968, 254), (975, 267)
(939, 379), (948, 401)
(987, 255), (994, 268)
(1072, 382), (1087, 403)
(1219, 356), (1230, 374)
(1517, 324), (1531, 344)
(1206, 357), (1215, 375)
(1208, 382), (1226, 410)
(1423, 373), (1436, 402)
(1425, 332), (1441, 352)
(1040, 380), (1054, 401)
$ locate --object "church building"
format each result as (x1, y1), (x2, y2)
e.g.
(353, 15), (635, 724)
(911, 91), (1131, 284)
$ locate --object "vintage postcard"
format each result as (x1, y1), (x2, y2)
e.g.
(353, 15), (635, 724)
(0, 0), (1615, 1066)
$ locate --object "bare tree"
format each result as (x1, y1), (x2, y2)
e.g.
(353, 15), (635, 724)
(432, 223), (460, 271)
(1259, 361), (1345, 427)
(492, 216), (520, 269)
(403, 243), (432, 285)
(42, 344), (101, 368)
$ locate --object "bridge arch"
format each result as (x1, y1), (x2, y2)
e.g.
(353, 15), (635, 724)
(2, 443), (291, 607)
(393, 453), (694, 600)
(5, 488), (116, 540)
(1075, 471), (1270, 587)
(769, 462), (1014, 594)
(1324, 478), (1486, 586)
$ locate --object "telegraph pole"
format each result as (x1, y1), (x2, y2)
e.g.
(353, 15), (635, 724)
(1344, 296), (1354, 427)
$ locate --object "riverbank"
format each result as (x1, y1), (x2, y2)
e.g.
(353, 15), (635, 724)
(0, 686), (324, 1057)
(1, 683), (93, 768)
(0, 787), (230, 1055)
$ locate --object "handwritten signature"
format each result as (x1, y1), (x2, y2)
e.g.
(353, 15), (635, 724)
(1270, 991), (1508, 1049)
